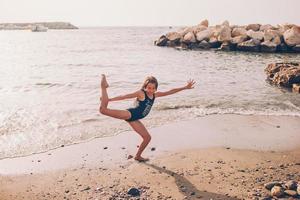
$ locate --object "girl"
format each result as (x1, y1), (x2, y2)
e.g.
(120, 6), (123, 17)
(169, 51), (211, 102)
(99, 74), (195, 162)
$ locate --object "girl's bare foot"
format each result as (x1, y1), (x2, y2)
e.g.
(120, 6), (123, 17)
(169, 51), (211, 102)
(101, 74), (109, 88)
(134, 156), (149, 162)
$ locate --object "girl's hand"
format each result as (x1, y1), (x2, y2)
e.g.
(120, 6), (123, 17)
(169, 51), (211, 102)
(184, 79), (196, 89)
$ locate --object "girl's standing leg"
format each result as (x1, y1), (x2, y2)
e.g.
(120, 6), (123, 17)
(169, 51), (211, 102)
(128, 120), (151, 162)
(99, 74), (131, 120)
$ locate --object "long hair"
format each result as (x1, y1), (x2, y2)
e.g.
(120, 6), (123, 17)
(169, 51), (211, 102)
(141, 76), (158, 90)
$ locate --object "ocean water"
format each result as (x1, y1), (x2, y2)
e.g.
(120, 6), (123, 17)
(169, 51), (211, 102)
(0, 27), (300, 159)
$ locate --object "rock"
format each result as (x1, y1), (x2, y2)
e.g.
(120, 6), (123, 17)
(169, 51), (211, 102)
(196, 29), (213, 42)
(183, 32), (196, 43)
(283, 26), (300, 46)
(265, 63), (300, 87)
(246, 24), (261, 31)
(271, 186), (284, 197)
(219, 42), (235, 51)
(284, 190), (298, 197)
(103, 147), (108, 149)
(277, 23), (295, 34)
(208, 36), (221, 48)
(166, 32), (182, 42)
(260, 41), (278, 52)
(231, 27), (247, 37)
(127, 187), (140, 197)
(293, 84), (300, 93)
(292, 44), (300, 52)
(198, 40), (211, 49)
(260, 24), (274, 31)
(178, 27), (194, 36)
(237, 39), (261, 52)
(264, 182), (282, 190)
(278, 43), (289, 52)
(297, 184), (300, 195)
(155, 35), (168, 46)
(285, 180), (298, 190)
(247, 30), (264, 41)
(231, 35), (248, 44)
(218, 26), (231, 42)
(193, 25), (207, 34)
(264, 29), (281, 45)
(222, 20), (230, 27)
(199, 19), (209, 27)
(151, 147), (156, 151)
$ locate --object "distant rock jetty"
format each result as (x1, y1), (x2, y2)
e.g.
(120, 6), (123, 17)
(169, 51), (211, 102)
(0, 22), (78, 30)
(154, 20), (300, 53)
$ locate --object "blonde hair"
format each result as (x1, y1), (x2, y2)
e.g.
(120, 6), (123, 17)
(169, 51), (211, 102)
(141, 76), (158, 90)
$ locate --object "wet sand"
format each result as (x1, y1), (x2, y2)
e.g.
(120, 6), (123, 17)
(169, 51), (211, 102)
(0, 114), (300, 199)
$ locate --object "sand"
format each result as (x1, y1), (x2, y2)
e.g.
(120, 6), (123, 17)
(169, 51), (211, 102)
(0, 114), (300, 200)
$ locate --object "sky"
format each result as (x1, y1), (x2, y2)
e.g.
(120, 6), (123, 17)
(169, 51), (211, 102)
(0, 0), (299, 27)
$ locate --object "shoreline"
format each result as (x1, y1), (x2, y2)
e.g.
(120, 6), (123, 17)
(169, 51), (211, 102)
(0, 114), (300, 175)
(1, 114), (300, 199)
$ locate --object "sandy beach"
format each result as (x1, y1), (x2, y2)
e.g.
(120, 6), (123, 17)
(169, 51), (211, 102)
(0, 114), (300, 200)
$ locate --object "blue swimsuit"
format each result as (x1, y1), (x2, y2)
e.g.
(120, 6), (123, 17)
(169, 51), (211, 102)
(125, 89), (155, 122)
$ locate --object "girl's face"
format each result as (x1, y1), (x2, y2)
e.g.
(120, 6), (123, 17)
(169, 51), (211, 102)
(144, 83), (157, 94)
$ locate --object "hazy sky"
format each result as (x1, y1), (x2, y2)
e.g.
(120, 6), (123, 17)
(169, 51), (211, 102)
(1, 0), (299, 27)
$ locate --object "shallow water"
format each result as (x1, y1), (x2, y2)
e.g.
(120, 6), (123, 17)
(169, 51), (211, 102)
(0, 27), (300, 159)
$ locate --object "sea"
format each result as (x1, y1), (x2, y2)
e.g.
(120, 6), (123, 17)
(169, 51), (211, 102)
(0, 27), (299, 159)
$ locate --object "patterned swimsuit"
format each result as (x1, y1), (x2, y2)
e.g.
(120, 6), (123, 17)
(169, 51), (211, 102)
(125, 89), (155, 122)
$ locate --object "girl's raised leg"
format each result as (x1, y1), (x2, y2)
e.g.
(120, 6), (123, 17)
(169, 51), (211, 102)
(99, 74), (131, 120)
(127, 120), (151, 162)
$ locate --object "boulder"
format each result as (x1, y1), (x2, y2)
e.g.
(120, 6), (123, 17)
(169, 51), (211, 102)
(247, 30), (264, 41)
(271, 186), (284, 197)
(298, 184), (300, 195)
(277, 23), (294, 34)
(218, 25), (231, 42)
(293, 84), (300, 93)
(278, 43), (289, 52)
(264, 29), (282, 45)
(178, 27), (194, 36)
(198, 40), (211, 49)
(166, 32), (182, 42)
(199, 19), (209, 27)
(292, 44), (300, 52)
(196, 29), (213, 42)
(246, 24), (261, 31)
(183, 32), (196, 43)
(231, 27), (247, 37)
(284, 190), (298, 197)
(219, 41), (235, 51)
(212, 25), (223, 38)
(284, 26), (300, 46)
(264, 182), (282, 190)
(208, 36), (221, 48)
(155, 35), (168, 46)
(237, 39), (261, 52)
(260, 41), (278, 52)
(265, 62), (300, 87)
(285, 180), (298, 190)
(260, 24), (274, 31)
(193, 25), (207, 34)
(231, 35), (248, 44)
(222, 20), (230, 27)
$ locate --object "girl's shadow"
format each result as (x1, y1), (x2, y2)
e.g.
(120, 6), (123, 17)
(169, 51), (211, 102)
(142, 162), (240, 200)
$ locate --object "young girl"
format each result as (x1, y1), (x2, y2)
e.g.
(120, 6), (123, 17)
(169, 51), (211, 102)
(99, 74), (195, 162)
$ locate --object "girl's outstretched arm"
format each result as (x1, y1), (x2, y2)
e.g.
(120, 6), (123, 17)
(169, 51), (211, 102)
(155, 79), (196, 98)
(109, 90), (141, 102)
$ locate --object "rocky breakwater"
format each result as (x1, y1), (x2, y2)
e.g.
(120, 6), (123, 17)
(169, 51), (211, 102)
(0, 22), (78, 30)
(154, 20), (300, 53)
(265, 63), (300, 93)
